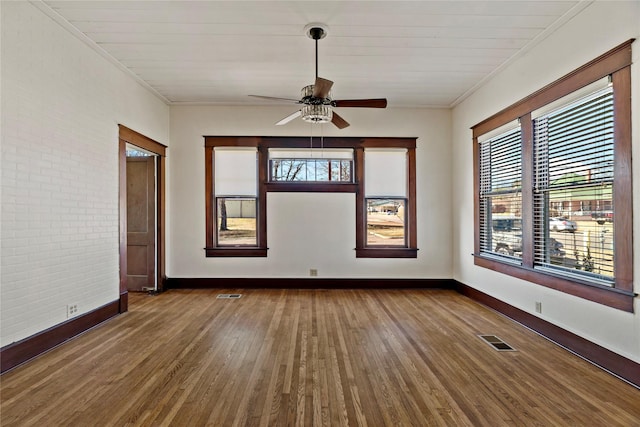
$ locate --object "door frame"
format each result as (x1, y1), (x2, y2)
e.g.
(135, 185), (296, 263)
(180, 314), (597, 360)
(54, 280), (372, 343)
(118, 125), (167, 312)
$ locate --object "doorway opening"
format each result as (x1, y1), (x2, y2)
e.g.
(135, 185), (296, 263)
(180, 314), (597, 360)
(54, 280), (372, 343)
(118, 125), (166, 313)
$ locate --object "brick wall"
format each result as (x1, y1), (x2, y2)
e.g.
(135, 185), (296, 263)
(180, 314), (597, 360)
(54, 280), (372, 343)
(0, 2), (168, 347)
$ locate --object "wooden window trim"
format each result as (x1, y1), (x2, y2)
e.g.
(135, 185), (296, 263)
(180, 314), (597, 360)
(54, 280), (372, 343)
(204, 136), (417, 258)
(471, 40), (635, 312)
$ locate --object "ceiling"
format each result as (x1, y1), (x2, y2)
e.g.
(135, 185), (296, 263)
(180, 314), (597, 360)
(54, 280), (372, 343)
(39, 1), (587, 108)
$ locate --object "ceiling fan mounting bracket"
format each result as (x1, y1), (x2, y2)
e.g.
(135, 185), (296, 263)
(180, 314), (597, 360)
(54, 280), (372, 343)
(304, 23), (329, 40)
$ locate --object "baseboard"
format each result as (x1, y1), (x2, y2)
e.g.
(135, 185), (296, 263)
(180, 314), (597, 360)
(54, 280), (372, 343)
(454, 281), (639, 388)
(0, 300), (120, 374)
(166, 277), (457, 290)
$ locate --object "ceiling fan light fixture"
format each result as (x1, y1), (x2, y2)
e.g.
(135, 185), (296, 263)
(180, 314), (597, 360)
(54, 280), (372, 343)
(301, 104), (333, 123)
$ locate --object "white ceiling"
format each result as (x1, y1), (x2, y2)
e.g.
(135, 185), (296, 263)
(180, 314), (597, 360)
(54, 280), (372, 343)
(39, 1), (588, 108)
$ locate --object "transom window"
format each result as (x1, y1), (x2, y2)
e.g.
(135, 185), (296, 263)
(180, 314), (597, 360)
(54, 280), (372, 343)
(472, 40), (633, 311)
(268, 149), (353, 183)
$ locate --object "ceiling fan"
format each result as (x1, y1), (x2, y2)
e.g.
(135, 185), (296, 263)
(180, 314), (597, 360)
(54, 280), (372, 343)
(249, 23), (387, 129)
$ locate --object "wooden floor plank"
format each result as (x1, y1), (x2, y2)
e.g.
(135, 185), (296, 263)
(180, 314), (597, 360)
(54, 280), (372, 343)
(1, 289), (639, 426)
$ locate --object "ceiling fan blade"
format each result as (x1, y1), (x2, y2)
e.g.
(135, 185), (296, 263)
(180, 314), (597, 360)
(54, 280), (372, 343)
(333, 98), (388, 108)
(249, 95), (301, 103)
(331, 111), (350, 129)
(313, 77), (334, 98)
(276, 110), (302, 126)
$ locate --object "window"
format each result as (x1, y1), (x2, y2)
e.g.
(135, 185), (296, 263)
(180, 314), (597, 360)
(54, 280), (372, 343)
(364, 149), (408, 248)
(268, 149), (353, 182)
(205, 145), (266, 257)
(478, 125), (522, 260)
(204, 137), (417, 258)
(472, 40), (633, 311)
(533, 85), (615, 284)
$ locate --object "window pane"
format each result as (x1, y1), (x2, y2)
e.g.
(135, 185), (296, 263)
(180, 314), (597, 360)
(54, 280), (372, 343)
(366, 199), (406, 246)
(483, 198), (523, 259)
(269, 158), (352, 182)
(534, 185), (614, 281)
(216, 198), (257, 246)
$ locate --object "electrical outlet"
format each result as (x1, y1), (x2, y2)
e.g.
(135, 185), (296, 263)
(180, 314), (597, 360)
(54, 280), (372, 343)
(67, 304), (79, 318)
(310, 269), (318, 277)
(535, 301), (542, 314)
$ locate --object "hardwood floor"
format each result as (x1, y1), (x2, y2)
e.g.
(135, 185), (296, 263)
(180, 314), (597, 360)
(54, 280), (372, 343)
(1, 289), (639, 426)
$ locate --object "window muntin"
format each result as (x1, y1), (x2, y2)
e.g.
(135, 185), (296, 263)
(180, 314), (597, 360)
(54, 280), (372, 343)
(366, 198), (406, 246)
(533, 87), (615, 284)
(478, 126), (523, 260)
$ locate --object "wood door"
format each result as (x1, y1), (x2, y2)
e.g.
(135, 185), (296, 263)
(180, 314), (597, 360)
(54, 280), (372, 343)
(126, 156), (156, 291)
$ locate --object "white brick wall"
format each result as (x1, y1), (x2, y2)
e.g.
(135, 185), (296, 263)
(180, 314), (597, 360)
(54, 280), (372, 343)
(0, 2), (169, 347)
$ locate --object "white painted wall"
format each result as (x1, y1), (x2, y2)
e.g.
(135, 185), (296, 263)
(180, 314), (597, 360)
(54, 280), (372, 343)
(0, 2), (169, 347)
(169, 106), (452, 278)
(451, 1), (640, 363)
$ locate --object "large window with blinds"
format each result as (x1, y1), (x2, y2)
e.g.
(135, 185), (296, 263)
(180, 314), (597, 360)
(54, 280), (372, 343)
(472, 40), (633, 311)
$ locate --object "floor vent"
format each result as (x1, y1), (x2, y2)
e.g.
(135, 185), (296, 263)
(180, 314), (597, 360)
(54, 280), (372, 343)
(479, 335), (516, 351)
(216, 294), (242, 299)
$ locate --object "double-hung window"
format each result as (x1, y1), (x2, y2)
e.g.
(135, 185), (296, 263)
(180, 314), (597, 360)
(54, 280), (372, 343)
(532, 84), (615, 284)
(472, 40), (634, 311)
(478, 124), (522, 260)
(364, 149), (409, 248)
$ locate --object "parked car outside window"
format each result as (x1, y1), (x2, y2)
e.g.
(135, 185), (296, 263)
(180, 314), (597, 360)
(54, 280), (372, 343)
(549, 217), (577, 232)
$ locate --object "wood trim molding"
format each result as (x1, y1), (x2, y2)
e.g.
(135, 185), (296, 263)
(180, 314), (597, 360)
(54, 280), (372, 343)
(204, 136), (417, 149)
(612, 66), (633, 292)
(118, 137), (128, 309)
(118, 125), (166, 156)
(455, 281), (639, 388)
(166, 277), (455, 290)
(0, 300), (120, 374)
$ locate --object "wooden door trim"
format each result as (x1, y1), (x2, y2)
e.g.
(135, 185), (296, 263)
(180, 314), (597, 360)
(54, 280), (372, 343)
(118, 125), (167, 312)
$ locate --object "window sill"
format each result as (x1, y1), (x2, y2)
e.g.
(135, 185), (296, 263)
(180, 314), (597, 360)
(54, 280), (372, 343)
(205, 248), (268, 257)
(356, 248), (418, 258)
(473, 253), (635, 312)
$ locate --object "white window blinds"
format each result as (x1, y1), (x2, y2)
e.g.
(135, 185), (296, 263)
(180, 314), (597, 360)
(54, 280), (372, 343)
(214, 147), (257, 196)
(365, 148), (407, 197)
(478, 126), (522, 256)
